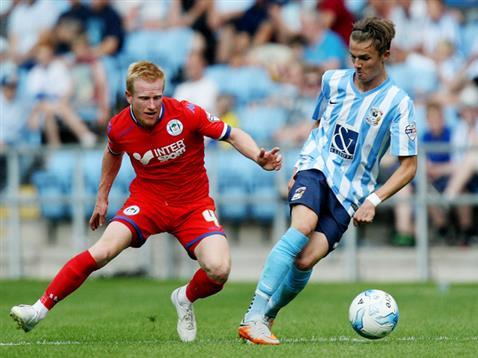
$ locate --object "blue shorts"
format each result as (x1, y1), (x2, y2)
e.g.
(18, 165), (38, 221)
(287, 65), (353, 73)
(288, 169), (351, 254)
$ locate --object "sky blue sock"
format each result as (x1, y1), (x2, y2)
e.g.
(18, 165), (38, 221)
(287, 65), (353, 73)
(265, 264), (312, 319)
(243, 228), (308, 322)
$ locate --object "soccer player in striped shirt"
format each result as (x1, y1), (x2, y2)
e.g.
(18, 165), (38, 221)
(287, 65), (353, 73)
(239, 17), (418, 345)
(10, 60), (282, 342)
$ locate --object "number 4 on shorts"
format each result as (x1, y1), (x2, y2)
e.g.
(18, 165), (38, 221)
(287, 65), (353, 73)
(202, 209), (219, 227)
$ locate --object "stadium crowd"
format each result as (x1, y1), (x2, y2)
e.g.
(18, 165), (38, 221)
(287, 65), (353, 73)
(1, 0), (477, 246)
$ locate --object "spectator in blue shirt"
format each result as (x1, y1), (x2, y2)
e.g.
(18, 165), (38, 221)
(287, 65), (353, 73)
(300, 11), (347, 70)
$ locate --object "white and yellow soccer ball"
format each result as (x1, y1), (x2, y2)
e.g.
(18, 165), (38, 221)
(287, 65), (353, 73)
(348, 289), (399, 339)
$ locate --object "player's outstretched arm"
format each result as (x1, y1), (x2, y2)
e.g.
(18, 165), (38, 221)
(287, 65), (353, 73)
(225, 127), (282, 171)
(353, 155), (417, 226)
(89, 147), (123, 230)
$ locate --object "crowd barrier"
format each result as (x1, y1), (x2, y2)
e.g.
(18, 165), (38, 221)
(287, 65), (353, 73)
(1, 144), (477, 280)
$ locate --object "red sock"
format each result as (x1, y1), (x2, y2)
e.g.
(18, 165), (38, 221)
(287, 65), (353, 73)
(185, 269), (224, 303)
(40, 250), (98, 309)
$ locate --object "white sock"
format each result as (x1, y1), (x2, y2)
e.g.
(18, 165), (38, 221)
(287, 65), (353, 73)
(33, 300), (49, 319)
(177, 285), (192, 305)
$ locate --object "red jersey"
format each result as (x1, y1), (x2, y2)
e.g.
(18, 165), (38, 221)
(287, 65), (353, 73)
(107, 97), (231, 204)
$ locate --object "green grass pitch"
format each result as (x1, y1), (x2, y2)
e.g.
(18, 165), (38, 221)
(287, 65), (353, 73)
(1, 279), (477, 357)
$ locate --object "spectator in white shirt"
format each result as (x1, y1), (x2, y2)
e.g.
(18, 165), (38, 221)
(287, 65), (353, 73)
(26, 39), (97, 147)
(173, 49), (218, 114)
(7, 0), (61, 66)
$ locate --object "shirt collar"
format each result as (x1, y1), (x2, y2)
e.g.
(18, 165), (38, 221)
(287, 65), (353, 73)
(129, 103), (164, 127)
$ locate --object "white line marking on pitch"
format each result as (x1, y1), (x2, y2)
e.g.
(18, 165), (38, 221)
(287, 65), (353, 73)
(0, 341), (81, 346)
(1, 336), (477, 346)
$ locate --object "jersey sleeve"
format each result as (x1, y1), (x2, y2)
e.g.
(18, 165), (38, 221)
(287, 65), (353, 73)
(312, 71), (332, 121)
(390, 96), (418, 157)
(106, 119), (123, 156)
(185, 101), (231, 141)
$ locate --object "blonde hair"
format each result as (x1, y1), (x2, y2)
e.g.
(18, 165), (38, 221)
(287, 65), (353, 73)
(126, 61), (165, 94)
(351, 17), (396, 55)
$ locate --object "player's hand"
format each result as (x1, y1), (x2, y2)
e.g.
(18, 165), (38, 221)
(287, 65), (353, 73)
(89, 199), (108, 231)
(257, 147), (282, 171)
(352, 200), (376, 226)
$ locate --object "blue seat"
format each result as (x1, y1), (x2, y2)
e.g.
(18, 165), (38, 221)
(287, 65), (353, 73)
(234, 67), (276, 104)
(238, 105), (288, 144)
(82, 150), (104, 216)
(33, 150), (78, 219)
(205, 65), (234, 94)
(249, 167), (278, 222)
(83, 150), (103, 189)
(284, 148), (302, 175)
(115, 156), (136, 193)
(32, 171), (69, 220)
(461, 22), (478, 57)
(33, 150), (138, 220)
(45, 150), (76, 191)
(122, 30), (153, 60)
(101, 56), (121, 108)
(106, 156), (136, 218)
(119, 30), (176, 96)
(122, 30), (171, 66)
(82, 152), (135, 218)
(105, 185), (127, 218)
(82, 149), (134, 192)
(216, 150), (253, 221)
(152, 28), (194, 73)
(205, 65), (277, 106)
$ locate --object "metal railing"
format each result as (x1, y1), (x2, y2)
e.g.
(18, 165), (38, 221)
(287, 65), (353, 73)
(1, 144), (477, 280)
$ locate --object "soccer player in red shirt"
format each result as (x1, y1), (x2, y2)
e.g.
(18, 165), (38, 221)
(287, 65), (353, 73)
(10, 61), (282, 342)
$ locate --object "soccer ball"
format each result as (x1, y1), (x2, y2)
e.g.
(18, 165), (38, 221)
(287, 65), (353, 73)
(348, 289), (399, 339)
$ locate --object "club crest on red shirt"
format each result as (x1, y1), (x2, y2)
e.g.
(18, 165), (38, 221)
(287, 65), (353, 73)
(167, 119), (183, 136)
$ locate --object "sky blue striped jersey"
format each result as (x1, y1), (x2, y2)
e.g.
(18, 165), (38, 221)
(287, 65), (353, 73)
(296, 69), (417, 216)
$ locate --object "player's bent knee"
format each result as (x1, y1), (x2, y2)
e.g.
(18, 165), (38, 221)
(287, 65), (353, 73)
(295, 250), (326, 271)
(89, 242), (128, 267)
(204, 261), (230, 283)
(291, 223), (315, 237)
(295, 256), (316, 271)
(89, 248), (115, 268)
(294, 231), (329, 270)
